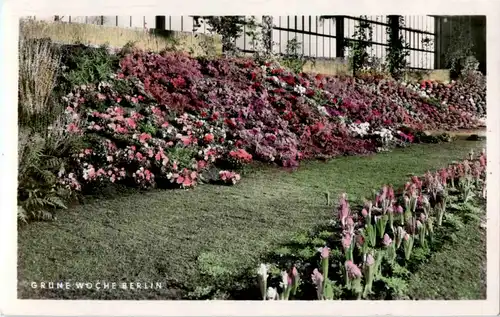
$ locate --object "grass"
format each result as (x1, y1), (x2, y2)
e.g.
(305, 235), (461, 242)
(20, 19), (222, 57)
(406, 201), (487, 300)
(17, 140), (485, 299)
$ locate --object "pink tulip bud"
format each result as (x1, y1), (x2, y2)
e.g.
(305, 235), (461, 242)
(396, 205), (404, 214)
(419, 213), (426, 222)
(346, 216), (354, 227)
(346, 260), (363, 279)
(388, 185), (395, 200)
(342, 234), (352, 250)
(311, 268), (323, 287)
(320, 247), (330, 259)
(382, 233), (392, 246)
(361, 208), (368, 217)
(387, 205), (394, 214)
(404, 233), (410, 241)
(365, 254), (375, 266)
(291, 266), (298, 277)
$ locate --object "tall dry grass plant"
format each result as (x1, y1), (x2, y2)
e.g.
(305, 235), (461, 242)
(18, 34), (62, 131)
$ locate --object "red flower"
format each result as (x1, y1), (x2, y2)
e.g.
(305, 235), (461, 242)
(204, 133), (214, 143)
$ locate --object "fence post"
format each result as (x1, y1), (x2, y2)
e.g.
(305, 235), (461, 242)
(388, 15), (400, 43)
(335, 16), (345, 58)
(434, 16), (441, 69)
(155, 16), (166, 30)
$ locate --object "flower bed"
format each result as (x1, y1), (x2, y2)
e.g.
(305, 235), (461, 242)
(56, 48), (485, 193)
(255, 149), (486, 300)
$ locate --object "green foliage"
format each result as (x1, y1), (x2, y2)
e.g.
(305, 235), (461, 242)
(17, 129), (73, 222)
(443, 213), (465, 230)
(348, 17), (373, 76)
(165, 147), (198, 169)
(280, 38), (313, 74)
(380, 276), (409, 299)
(445, 19), (475, 77)
(192, 16), (246, 55)
(139, 122), (158, 136)
(60, 44), (119, 87)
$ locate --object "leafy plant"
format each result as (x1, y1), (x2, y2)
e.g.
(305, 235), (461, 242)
(386, 16), (410, 79)
(60, 43), (119, 87)
(17, 129), (71, 222)
(280, 38), (313, 74)
(347, 17), (373, 76)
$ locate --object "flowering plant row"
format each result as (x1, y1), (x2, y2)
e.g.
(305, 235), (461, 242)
(256, 149), (486, 300)
(57, 49), (485, 192)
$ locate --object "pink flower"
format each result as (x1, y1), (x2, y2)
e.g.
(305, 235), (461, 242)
(342, 233), (352, 250)
(311, 268), (324, 287)
(345, 260), (362, 279)
(382, 233), (392, 246)
(126, 118), (137, 129)
(365, 254), (375, 266)
(66, 123), (80, 133)
(139, 133), (152, 143)
(320, 247), (330, 259)
(346, 216), (354, 228)
(419, 213), (426, 222)
(181, 136), (191, 146)
(361, 208), (368, 217)
(396, 205), (404, 214)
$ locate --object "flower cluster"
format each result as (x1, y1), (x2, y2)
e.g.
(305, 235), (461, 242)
(56, 49), (485, 193)
(259, 149), (486, 300)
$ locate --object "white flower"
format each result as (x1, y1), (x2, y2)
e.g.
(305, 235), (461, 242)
(317, 106), (329, 116)
(294, 85), (306, 94)
(279, 271), (289, 289)
(257, 263), (269, 279)
(266, 287), (278, 300)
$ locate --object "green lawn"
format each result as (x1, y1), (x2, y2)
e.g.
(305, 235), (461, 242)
(17, 140), (486, 299)
(406, 203), (487, 300)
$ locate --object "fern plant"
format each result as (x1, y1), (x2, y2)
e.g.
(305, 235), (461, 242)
(18, 128), (72, 222)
